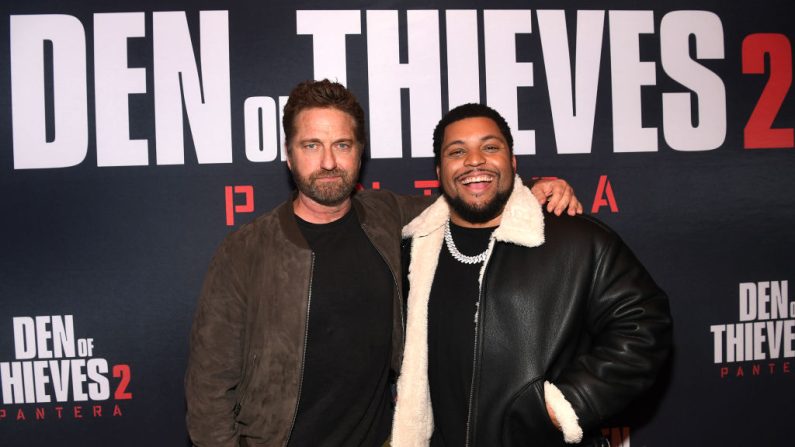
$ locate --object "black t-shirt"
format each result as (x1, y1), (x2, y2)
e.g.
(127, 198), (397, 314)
(428, 222), (495, 447)
(288, 209), (394, 447)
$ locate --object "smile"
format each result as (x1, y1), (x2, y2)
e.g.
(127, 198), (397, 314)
(460, 174), (494, 185)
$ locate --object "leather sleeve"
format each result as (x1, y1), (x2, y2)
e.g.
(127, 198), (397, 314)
(185, 240), (246, 446)
(553, 232), (673, 432)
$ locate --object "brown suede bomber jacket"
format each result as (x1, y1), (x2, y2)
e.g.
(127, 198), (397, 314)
(185, 190), (430, 447)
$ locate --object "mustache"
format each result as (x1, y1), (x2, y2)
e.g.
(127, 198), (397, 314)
(310, 168), (348, 180)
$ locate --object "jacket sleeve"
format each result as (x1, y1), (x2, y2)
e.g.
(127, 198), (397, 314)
(185, 241), (247, 446)
(394, 194), (435, 226)
(549, 233), (673, 439)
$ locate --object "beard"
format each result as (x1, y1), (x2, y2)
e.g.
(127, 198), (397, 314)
(442, 171), (514, 224)
(291, 166), (358, 207)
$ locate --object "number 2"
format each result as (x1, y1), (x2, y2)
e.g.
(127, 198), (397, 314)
(113, 364), (133, 400)
(742, 33), (793, 149)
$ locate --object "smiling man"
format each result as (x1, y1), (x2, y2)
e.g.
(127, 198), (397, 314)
(392, 103), (673, 447)
(435, 115), (516, 227)
(185, 81), (582, 447)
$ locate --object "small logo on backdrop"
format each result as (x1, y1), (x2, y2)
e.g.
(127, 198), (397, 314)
(225, 185), (255, 226)
(413, 179), (438, 196)
(710, 280), (794, 379)
(0, 315), (132, 422)
(591, 175), (618, 214)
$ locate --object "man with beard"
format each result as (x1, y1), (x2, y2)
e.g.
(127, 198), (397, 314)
(392, 103), (672, 447)
(185, 81), (581, 447)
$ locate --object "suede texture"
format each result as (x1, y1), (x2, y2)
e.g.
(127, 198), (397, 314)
(186, 190), (431, 446)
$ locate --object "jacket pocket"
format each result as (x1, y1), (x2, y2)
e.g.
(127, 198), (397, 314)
(501, 378), (566, 447)
(234, 352), (260, 425)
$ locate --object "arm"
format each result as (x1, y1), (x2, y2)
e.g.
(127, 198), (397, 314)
(185, 243), (247, 446)
(545, 234), (672, 442)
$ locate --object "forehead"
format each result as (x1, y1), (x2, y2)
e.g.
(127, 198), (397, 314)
(443, 116), (505, 143)
(294, 107), (357, 137)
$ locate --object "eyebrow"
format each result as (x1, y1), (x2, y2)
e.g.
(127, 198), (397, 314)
(442, 134), (505, 151)
(297, 138), (356, 147)
(298, 138), (322, 145)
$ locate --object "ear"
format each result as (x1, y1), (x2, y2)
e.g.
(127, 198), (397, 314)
(285, 145), (292, 171)
(436, 165), (440, 180)
(511, 155), (517, 172)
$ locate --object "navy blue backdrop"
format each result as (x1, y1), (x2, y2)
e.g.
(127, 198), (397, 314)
(1, 1), (793, 445)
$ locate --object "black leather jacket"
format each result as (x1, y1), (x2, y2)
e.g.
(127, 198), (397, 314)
(392, 181), (672, 447)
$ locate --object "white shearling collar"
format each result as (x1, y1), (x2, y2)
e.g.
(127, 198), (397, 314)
(402, 174), (545, 248)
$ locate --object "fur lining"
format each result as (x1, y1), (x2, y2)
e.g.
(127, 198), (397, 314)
(391, 218), (444, 446)
(402, 175), (545, 248)
(544, 381), (584, 444)
(491, 176), (545, 248)
(400, 193), (449, 239)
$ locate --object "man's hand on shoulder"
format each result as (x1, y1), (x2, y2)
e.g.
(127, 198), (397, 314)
(529, 178), (583, 216)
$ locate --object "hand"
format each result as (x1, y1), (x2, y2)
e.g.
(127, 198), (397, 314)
(530, 178), (583, 216)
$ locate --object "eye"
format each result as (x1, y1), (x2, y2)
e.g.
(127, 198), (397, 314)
(336, 142), (352, 151)
(447, 147), (465, 157)
(484, 145), (500, 152)
(304, 142), (318, 150)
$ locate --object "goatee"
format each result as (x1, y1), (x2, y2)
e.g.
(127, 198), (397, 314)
(292, 167), (357, 207)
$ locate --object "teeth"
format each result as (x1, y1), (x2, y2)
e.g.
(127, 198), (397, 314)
(461, 175), (493, 185)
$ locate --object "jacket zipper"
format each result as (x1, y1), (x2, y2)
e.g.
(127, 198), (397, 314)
(361, 223), (406, 355)
(465, 263), (489, 447)
(283, 253), (315, 447)
(464, 286), (483, 447)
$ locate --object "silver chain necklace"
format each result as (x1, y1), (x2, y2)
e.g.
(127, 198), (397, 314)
(444, 219), (490, 264)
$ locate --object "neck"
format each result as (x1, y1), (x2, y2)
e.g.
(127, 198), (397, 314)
(449, 211), (502, 229)
(293, 193), (352, 224)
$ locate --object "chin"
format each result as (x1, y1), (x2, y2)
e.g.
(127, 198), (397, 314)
(444, 184), (512, 225)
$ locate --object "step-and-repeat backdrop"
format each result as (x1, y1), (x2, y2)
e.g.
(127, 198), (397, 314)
(1, 0), (793, 445)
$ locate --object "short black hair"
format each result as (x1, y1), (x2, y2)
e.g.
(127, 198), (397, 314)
(432, 103), (514, 166)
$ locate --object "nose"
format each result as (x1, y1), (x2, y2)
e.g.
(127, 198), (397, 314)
(464, 148), (485, 167)
(320, 146), (337, 170)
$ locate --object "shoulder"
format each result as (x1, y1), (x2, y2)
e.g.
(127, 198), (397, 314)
(217, 200), (292, 255)
(545, 211), (614, 233)
(353, 189), (402, 207)
(542, 211), (621, 249)
(353, 189), (404, 220)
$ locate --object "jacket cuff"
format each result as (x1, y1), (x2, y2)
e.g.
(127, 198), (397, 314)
(544, 381), (583, 444)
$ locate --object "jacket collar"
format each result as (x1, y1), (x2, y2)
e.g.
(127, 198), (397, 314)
(277, 191), (373, 251)
(276, 194), (311, 250)
(402, 174), (545, 248)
